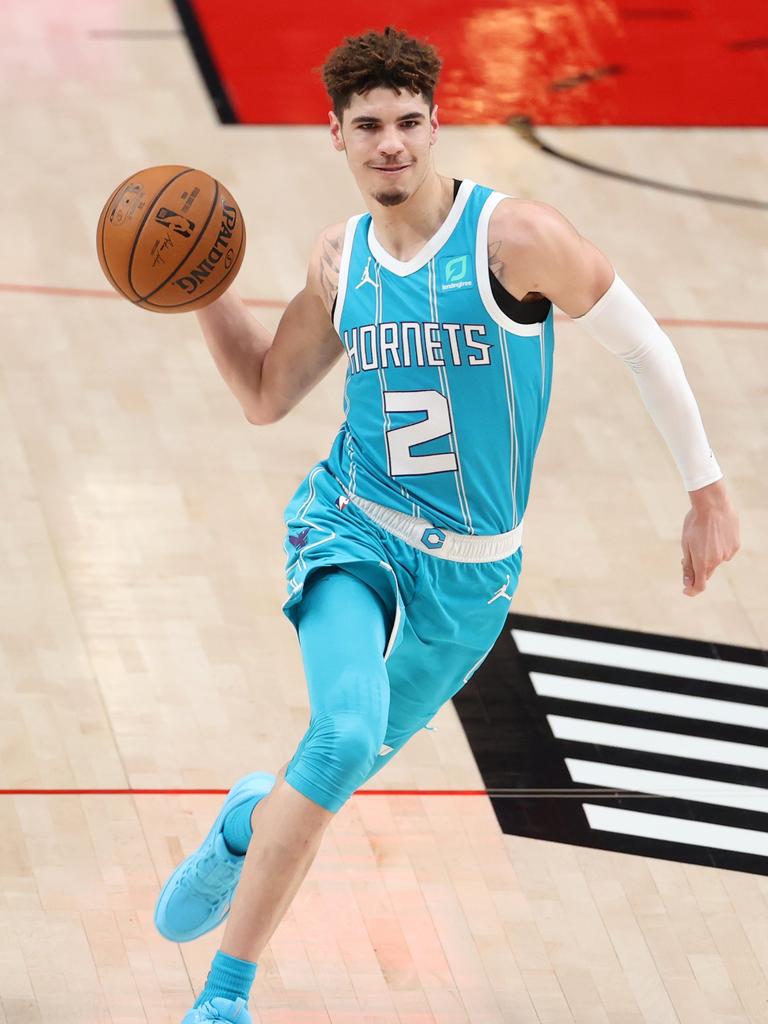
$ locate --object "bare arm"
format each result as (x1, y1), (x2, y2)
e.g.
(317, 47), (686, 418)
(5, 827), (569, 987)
(487, 198), (614, 314)
(196, 222), (346, 424)
(490, 199), (739, 595)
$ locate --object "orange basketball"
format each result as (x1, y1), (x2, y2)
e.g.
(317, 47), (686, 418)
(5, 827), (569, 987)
(96, 165), (246, 313)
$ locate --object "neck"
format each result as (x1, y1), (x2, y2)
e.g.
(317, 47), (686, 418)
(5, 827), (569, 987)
(367, 170), (454, 262)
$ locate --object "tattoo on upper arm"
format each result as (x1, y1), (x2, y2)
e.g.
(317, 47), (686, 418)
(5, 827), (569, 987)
(319, 230), (343, 312)
(488, 235), (546, 304)
(488, 238), (504, 278)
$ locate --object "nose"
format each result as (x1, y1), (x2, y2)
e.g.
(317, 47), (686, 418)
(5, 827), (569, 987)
(377, 125), (405, 158)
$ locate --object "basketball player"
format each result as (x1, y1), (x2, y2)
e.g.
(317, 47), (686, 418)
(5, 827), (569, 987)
(156, 28), (741, 1023)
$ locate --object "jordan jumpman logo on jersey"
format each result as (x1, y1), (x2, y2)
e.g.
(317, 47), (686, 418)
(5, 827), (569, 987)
(355, 256), (378, 290)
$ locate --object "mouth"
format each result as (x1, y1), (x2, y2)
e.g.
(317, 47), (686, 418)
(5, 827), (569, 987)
(371, 164), (411, 175)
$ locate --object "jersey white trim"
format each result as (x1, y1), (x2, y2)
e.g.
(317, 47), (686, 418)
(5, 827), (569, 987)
(332, 214), (364, 335)
(380, 561), (402, 662)
(475, 192), (544, 338)
(367, 180), (476, 277)
(427, 257), (473, 533)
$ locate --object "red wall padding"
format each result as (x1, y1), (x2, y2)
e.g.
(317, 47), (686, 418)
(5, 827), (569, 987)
(187, 0), (768, 125)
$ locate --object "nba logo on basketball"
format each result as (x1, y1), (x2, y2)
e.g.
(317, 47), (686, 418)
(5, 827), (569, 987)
(155, 207), (195, 238)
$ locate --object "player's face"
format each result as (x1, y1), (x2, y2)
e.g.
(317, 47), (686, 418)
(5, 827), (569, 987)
(329, 88), (438, 207)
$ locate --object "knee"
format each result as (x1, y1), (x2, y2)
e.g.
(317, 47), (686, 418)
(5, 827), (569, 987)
(296, 709), (384, 781)
(320, 711), (383, 774)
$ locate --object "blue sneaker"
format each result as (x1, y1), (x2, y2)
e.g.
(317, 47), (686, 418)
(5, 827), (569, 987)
(182, 997), (251, 1023)
(155, 771), (275, 942)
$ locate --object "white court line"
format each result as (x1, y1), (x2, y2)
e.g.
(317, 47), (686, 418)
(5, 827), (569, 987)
(531, 672), (768, 730)
(566, 758), (768, 814)
(512, 630), (768, 690)
(583, 804), (768, 857)
(548, 716), (768, 772)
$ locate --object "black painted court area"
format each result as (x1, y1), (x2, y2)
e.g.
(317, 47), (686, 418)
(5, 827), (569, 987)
(459, 612), (768, 875)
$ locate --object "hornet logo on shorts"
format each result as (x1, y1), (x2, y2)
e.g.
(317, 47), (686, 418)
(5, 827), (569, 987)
(155, 207), (195, 238)
(288, 527), (310, 550)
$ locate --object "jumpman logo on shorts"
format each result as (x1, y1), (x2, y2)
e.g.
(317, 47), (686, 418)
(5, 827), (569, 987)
(488, 574), (514, 604)
(355, 256), (378, 290)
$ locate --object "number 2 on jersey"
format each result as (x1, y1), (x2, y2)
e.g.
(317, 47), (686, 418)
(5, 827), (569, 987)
(383, 390), (458, 476)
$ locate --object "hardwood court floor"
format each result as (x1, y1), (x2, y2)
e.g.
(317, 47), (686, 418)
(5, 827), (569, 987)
(0, 1), (766, 1021)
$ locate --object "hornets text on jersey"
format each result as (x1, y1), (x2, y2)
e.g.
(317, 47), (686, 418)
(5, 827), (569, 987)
(326, 179), (555, 536)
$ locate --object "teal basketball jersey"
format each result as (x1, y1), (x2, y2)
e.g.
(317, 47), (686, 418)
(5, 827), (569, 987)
(326, 179), (555, 536)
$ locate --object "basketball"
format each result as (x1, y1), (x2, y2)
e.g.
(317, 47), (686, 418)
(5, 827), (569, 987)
(96, 165), (246, 313)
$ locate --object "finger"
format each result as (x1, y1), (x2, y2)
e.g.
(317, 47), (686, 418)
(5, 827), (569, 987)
(723, 541), (741, 562)
(689, 552), (708, 594)
(681, 548), (695, 595)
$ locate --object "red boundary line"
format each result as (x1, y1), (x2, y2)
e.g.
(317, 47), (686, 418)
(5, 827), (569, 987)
(0, 282), (286, 310)
(0, 788), (485, 796)
(1, 282), (766, 331)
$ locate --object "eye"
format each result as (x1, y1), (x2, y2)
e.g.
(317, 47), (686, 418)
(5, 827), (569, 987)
(358, 123), (377, 131)
(400, 120), (418, 128)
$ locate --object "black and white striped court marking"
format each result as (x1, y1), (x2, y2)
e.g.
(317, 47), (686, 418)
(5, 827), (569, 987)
(454, 614), (768, 874)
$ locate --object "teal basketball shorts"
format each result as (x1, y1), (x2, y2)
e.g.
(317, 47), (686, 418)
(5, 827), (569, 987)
(280, 461), (523, 806)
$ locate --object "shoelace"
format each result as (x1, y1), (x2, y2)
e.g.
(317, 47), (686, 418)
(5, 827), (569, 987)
(198, 997), (246, 1021)
(184, 848), (243, 911)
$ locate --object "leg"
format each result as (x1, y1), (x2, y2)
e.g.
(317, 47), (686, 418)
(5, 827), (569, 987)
(218, 567), (392, 964)
(217, 766), (331, 960)
(353, 559), (518, 787)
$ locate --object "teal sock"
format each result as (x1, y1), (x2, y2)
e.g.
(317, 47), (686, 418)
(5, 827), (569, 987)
(194, 950), (257, 1008)
(222, 796), (261, 856)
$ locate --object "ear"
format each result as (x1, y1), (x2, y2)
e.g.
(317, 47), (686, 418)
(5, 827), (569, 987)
(329, 111), (346, 152)
(429, 104), (440, 146)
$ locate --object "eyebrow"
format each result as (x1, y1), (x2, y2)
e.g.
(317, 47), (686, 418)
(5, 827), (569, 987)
(349, 112), (425, 125)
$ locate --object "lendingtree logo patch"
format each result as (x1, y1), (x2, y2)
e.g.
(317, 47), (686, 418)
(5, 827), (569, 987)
(439, 253), (472, 291)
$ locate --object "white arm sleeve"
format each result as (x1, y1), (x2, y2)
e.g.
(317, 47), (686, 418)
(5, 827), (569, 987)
(571, 273), (722, 492)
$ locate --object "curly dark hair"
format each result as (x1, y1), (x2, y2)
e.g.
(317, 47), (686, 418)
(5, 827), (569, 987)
(321, 26), (442, 118)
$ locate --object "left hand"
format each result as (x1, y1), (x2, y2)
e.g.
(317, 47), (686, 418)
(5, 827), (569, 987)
(680, 480), (740, 596)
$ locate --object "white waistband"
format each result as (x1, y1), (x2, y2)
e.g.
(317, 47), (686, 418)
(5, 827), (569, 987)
(348, 494), (523, 563)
